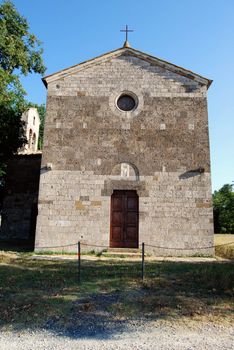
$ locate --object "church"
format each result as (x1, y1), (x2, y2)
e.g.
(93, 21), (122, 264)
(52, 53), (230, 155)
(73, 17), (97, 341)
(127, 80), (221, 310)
(34, 36), (214, 256)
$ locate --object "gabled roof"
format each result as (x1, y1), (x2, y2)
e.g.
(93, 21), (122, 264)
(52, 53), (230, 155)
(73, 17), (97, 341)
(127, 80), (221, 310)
(42, 46), (212, 89)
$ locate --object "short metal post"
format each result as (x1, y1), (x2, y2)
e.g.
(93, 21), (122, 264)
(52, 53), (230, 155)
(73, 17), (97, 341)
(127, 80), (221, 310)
(141, 242), (145, 281)
(78, 241), (81, 283)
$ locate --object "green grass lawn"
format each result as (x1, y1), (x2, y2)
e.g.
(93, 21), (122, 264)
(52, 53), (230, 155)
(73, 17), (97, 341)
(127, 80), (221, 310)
(0, 252), (233, 331)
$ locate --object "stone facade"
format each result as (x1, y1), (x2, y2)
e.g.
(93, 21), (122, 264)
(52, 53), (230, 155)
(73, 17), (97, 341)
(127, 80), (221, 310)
(35, 47), (214, 255)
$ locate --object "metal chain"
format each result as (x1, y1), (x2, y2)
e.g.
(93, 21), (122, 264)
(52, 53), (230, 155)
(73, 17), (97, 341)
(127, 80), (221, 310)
(34, 240), (234, 251)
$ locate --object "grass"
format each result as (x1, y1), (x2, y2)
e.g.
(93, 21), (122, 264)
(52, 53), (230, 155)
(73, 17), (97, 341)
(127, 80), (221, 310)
(0, 251), (233, 332)
(35, 250), (77, 255)
(34, 249), (110, 257)
(214, 234), (234, 259)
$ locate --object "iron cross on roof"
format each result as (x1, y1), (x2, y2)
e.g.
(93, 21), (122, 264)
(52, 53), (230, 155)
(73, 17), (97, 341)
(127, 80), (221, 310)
(120, 25), (134, 47)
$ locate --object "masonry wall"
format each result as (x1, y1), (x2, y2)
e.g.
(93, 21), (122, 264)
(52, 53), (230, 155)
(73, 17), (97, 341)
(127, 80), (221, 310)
(35, 53), (214, 255)
(0, 154), (41, 241)
(36, 171), (213, 255)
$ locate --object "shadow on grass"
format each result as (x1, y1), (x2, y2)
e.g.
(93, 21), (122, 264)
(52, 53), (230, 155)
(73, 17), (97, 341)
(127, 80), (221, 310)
(0, 257), (233, 339)
(0, 240), (34, 252)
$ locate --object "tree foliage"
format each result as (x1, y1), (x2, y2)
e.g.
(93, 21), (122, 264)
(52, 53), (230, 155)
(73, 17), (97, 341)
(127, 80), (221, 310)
(0, 1), (45, 75)
(213, 184), (234, 233)
(37, 104), (46, 150)
(0, 104), (27, 171)
(0, 0), (46, 174)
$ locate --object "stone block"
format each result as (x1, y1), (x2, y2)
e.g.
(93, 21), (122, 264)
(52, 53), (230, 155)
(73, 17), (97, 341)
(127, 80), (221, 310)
(75, 200), (85, 210)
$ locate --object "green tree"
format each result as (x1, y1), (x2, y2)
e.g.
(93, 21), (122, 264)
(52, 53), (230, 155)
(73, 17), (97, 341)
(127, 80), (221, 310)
(213, 184), (234, 233)
(0, 0), (46, 174)
(37, 104), (46, 149)
(0, 104), (27, 174)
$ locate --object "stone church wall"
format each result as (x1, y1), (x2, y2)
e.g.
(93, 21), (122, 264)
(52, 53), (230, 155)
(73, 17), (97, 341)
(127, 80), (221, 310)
(36, 170), (213, 255)
(35, 54), (214, 255)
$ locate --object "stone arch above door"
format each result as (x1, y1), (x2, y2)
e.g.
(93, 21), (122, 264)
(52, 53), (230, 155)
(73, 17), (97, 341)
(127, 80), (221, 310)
(111, 162), (139, 181)
(102, 162), (148, 197)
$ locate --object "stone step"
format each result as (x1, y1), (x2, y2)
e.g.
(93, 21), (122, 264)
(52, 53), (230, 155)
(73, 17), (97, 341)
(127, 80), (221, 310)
(107, 248), (141, 253)
(103, 248), (142, 257)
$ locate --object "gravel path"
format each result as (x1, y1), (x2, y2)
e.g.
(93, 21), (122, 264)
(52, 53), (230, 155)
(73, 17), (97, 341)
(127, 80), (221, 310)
(0, 321), (233, 350)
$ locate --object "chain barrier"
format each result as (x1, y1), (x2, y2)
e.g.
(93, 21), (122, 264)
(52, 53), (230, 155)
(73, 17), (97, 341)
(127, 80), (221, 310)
(80, 242), (109, 249)
(144, 241), (234, 250)
(34, 242), (77, 249)
(35, 240), (234, 251)
(32, 240), (234, 284)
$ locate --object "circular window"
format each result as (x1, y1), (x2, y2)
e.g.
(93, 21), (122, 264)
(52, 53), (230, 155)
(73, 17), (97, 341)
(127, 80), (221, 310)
(117, 94), (136, 111)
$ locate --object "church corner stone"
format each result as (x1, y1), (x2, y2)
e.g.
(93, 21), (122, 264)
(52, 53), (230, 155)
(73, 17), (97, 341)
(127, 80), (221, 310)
(33, 47), (214, 256)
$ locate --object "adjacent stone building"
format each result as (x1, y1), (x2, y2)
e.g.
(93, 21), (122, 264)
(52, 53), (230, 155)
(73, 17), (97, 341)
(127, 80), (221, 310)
(35, 44), (214, 255)
(21, 108), (40, 153)
(0, 108), (41, 243)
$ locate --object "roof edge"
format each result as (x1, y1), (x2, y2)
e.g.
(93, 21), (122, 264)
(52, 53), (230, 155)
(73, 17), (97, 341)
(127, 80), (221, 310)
(42, 46), (213, 89)
(42, 47), (123, 88)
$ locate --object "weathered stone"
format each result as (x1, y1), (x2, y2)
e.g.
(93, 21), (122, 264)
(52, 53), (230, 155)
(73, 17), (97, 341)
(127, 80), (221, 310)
(91, 201), (102, 207)
(0, 154), (41, 240)
(34, 47), (214, 256)
(75, 200), (85, 210)
(38, 200), (53, 205)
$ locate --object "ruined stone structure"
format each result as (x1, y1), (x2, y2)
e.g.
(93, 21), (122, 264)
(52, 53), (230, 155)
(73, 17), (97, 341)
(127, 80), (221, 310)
(0, 107), (41, 244)
(21, 108), (40, 153)
(35, 45), (214, 255)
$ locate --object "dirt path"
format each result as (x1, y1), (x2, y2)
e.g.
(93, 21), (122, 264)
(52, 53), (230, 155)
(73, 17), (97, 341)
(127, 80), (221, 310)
(0, 320), (233, 350)
(30, 254), (227, 263)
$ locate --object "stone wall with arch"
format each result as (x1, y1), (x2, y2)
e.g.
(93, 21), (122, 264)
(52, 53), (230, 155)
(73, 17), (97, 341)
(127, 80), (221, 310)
(111, 162), (139, 181)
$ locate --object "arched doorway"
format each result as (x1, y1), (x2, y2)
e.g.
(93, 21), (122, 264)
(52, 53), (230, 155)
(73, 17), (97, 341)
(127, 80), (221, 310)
(28, 129), (33, 149)
(32, 133), (36, 151)
(110, 190), (139, 248)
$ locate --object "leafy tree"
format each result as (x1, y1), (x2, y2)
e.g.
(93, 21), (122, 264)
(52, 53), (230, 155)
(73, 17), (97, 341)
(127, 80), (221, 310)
(0, 104), (27, 174)
(37, 104), (46, 149)
(0, 0), (46, 174)
(213, 184), (234, 233)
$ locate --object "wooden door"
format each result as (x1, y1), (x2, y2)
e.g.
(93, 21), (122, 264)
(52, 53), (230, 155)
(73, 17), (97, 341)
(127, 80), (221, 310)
(110, 190), (139, 248)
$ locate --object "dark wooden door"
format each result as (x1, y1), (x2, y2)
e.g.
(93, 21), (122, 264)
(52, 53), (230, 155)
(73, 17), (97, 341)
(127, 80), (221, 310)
(110, 190), (139, 248)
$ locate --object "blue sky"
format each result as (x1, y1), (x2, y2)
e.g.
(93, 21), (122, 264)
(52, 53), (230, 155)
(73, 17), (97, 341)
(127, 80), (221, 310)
(9, 0), (234, 191)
